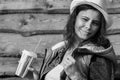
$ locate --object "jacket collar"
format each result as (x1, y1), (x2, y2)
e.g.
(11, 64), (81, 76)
(79, 43), (117, 65)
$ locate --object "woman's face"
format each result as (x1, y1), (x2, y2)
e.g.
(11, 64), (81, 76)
(75, 9), (100, 40)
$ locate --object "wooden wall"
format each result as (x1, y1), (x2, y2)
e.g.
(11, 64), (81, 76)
(0, 0), (120, 80)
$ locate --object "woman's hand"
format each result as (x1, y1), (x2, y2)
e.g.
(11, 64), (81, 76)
(60, 55), (76, 69)
(60, 55), (77, 78)
(27, 67), (39, 80)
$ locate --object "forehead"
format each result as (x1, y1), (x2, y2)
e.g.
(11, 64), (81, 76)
(77, 9), (100, 20)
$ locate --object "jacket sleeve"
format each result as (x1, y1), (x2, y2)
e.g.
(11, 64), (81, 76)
(88, 55), (115, 80)
(39, 42), (66, 80)
(39, 48), (55, 80)
(38, 41), (67, 80)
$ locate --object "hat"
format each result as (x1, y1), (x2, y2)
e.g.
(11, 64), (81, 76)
(70, 0), (112, 28)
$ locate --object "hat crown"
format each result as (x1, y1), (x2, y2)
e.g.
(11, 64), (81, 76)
(70, 0), (108, 12)
(85, 0), (107, 11)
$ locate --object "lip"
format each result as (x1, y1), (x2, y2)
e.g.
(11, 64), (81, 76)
(81, 30), (90, 34)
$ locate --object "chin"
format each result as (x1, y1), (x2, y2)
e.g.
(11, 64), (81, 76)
(80, 36), (88, 40)
(81, 36), (92, 40)
(77, 34), (90, 40)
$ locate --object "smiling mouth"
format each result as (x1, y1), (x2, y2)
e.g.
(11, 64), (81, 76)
(81, 30), (90, 34)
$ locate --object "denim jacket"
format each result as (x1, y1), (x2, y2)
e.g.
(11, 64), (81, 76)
(38, 41), (117, 80)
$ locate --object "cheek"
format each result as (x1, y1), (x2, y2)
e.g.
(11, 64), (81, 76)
(75, 23), (80, 33)
(92, 26), (99, 32)
(90, 26), (99, 35)
(75, 20), (83, 30)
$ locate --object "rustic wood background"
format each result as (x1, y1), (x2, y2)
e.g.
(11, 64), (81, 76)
(0, 0), (120, 80)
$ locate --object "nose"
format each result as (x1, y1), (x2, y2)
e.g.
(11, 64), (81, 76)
(85, 21), (91, 30)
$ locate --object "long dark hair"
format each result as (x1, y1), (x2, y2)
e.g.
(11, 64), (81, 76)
(64, 4), (110, 49)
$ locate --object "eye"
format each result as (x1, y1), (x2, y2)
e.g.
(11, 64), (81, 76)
(82, 17), (88, 22)
(92, 21), (100, 26)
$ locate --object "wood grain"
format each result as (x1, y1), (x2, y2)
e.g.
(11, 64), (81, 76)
(0, 14), (119, 32)
(0, 0), (119, 14)
(0, 33), (63, 56)
(0, 57), (42, 76)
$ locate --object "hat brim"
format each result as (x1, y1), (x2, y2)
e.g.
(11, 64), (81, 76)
(70, 2), (112, 28)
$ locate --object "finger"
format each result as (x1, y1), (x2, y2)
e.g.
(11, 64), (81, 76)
(28, 67), (38, 75)
(64, 56), (75, 65)
(62, 60), (71, 69)
(33, 71), (39, 80)
(28, 67), (34, 71)
(66, 58), (72, 64)
(27, 67), (39, 80)
(67, 55), (76, 63)
(63, 59), (74, 69)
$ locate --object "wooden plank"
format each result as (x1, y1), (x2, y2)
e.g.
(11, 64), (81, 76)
(108, 35), (120, 56)
(0, 14), (120, 32)
(36, 0), (120, 9)
(45, 0), (120, 9)
(108, 0), (120, 8)
(0, 33), (63, 56)
(0, 57), (42, 76)
(0, 0), (119, 14)
(109, 14), (120, 30)
(108, 8), (120, 14)
(0, 0), (46, 10)
(0, 0), (119, 10)
(0, 14), (68, 31)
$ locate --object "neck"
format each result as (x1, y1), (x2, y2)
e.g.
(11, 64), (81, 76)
(74, 36), (85, 48)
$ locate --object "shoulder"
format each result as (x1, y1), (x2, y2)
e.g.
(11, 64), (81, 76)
(45, 41), (67, 59)
(51, 41), (67, 51)
(80, 41), (112, 53)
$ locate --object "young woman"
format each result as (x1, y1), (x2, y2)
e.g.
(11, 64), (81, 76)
(28, 0), (117, 80)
